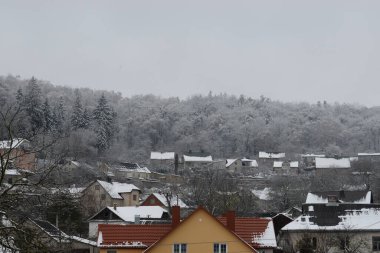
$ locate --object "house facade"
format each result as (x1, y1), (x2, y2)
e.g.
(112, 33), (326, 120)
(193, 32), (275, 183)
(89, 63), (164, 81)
(150, 151), (178, 173)
(81, 180), (141, 216)
(97, 207), (255, 253)
(279, 190), (380, 253)
(0, 139), (36, 171)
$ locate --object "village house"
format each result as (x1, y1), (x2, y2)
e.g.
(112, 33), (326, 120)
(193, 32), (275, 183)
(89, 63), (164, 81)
(97, 206), (277, 253)
(0, 138), (36, 171)
(300, 154), (325, 169)
(150, 151), (178, 173)
(273, 161), (299, 175)
(259, 152), (285, 169)
(182, 150), (213, 170)
(81, 180), (141, 217)
(141, 193), (188, 211)
(279, 190), (380, 253)
(314, 157), (351, 176)
(226, 158), (242, 173)
(358, 152), (380, 163)
(27, 219), (98, 253)
(242, 158), (259, 168)
(3, 169), (22, 185)
(106, 162), (151, 180)
(225, 158), (258, 174)
(87, 205), (170, 238)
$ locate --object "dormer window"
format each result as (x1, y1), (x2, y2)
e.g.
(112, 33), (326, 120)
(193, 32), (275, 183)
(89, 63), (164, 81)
(328, 195), (338, 203)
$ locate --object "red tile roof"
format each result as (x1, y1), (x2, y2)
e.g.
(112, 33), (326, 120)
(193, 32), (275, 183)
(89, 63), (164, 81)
(98, 211), (274, 250)
(98, 224), (172, 248)
(218, 217), (274, 248)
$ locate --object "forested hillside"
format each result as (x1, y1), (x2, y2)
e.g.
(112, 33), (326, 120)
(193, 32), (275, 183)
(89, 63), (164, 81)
(1, 75), (380, 162)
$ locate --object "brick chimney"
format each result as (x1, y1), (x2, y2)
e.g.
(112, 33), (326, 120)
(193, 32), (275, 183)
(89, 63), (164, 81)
(226, 210), (235, 232)
(172, 206), (180, 228)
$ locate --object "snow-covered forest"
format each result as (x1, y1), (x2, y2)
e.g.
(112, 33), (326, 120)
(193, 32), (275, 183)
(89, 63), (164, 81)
(1, 75), (380, 163)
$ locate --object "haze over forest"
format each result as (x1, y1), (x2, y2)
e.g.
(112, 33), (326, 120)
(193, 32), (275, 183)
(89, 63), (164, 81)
(1, 75), (380, 163)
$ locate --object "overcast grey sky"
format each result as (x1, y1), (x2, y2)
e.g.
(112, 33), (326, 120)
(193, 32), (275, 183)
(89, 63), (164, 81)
(1, 1), (380, 105)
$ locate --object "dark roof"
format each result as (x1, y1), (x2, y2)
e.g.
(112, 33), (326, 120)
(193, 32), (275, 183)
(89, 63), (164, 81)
(31, 219), (67, 238)
(183, 150), (211, 157)
(302, 203), (380, 226)
(113, 162), (140, 170)
(307, 190), (372, 203)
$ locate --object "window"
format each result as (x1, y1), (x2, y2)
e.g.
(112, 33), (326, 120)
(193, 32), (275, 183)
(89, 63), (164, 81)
(101, 194), (106, 200)
(133, 194), (137, 201)
(95, 185), (100, 190)
(214, 243), (227, 253)
(150, 198), (155, 204)
(373, 237), (380, 251)
(173, 243), (187, 253)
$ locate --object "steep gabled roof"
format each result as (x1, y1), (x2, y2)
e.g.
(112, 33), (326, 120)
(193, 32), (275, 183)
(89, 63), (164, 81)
(96, 180), (140, 199)
(0, 139), (29, 149)
(144, 207), (255, 253)
(150, 193), (188, 208)
(88, 206), (169, 222)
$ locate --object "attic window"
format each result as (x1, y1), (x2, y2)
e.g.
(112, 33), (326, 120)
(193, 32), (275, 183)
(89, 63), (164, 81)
(95, 185), (100, 190)
(300, 217), (306, 222)
(328, 195), (338, 203)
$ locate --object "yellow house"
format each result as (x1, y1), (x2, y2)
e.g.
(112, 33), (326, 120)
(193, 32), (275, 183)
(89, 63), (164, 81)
(98, 206), (256, 253)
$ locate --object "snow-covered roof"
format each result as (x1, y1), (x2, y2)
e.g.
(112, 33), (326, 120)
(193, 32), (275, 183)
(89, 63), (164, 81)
(152, 193), (188, 208)
(290, 161), (299, 168)
(0, 139), (28, 149)
(301, 154), (325, 158)
(273, 161), (283, 168)
(241, 158), (258, 167)
(150, 152), (175, 160)
(70, 236), (97, 246)
(97, 180), (140, 199)
(5, 169), (21, 176)
(305, 191), (372, 204)
(252, 219), (277, 248)
(358, 152), (380, 156)
(349, 157), (358, 162)
(315, 157), (351, 169)
(252, 188), (272, 200)
(282, 208), (380, 231)
(98, 206), (168, 222)
(226, 159), (238, 168)
(183, 155), (213, 162)
(118, 166), (151, 173)
(259, 152), (285, 159)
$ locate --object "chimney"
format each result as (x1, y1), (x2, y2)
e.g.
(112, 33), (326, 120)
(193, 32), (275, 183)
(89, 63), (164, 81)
(226, 210), (235, 232)
(172, 206), (180, 228)
(174, 153), (179, 175)
(113, 203), (117, 210)
(134, 215), (140, 224)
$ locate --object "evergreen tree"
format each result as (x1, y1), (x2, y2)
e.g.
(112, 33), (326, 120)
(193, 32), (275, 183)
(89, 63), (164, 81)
(82, 107), (91, 129)
(42, 98), (54, 133)
(93, 94), (116, 153)
(16, 88), (23, 105)
(71, 90), (84, 129)
(53, 97), (65, 135)
(24, 77), (44, 133)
